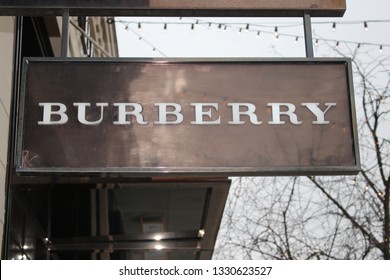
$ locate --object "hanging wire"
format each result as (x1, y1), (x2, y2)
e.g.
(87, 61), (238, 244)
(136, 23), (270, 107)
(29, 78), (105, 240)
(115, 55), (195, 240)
(114, 18), (390, 53)
(114, 18), (390, 28)
(123, 25), (167, 56)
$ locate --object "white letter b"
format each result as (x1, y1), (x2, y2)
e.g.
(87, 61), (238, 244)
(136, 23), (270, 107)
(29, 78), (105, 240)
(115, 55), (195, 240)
(38, 103), (68, 125)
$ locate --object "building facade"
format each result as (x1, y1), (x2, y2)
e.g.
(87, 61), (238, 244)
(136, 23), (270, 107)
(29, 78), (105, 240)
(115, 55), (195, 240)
(0, 15), (229, 260)
(0, 15), (118, 258)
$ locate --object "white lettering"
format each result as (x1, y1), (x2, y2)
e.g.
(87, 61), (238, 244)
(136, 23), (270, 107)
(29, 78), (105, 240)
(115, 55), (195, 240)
(267, 103), (302, 125)
(73, 102), (108, 125)
(113, 103), (148, 125)
(191, 103), (221, 125)
(38, 103), (68, 125)
(301, 102), (336, 124)
(154, 103), (183, 125)
(228, 103), (262, 125)
(37, 102), (336, 126)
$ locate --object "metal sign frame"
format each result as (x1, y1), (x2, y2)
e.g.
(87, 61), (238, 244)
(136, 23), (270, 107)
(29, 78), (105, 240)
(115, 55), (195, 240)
(0, 0), (346, 17)
(16, 57), (360, 177)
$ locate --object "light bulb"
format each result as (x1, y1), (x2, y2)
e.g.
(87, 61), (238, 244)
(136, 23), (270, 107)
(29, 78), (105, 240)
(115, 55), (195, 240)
(364, 22), (368, 32)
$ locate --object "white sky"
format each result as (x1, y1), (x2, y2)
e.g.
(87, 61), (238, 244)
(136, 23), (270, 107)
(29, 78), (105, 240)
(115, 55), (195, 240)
(115, 0), (390, 58)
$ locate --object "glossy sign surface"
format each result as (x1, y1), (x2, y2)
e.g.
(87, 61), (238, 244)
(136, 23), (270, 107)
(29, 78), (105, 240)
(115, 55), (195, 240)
(17, 58), (359, 176)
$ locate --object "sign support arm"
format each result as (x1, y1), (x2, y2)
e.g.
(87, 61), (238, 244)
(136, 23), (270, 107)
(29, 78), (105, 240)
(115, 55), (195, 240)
(61, 9), (69, 58)
(303, 13), (314, 58)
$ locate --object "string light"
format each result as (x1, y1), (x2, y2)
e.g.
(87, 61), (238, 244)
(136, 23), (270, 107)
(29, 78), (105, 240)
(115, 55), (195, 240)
(274, 26), (279, 41)
(114, 19), (389, 55)
(274, 26), (279, 37)
(117, 22), (167, 57)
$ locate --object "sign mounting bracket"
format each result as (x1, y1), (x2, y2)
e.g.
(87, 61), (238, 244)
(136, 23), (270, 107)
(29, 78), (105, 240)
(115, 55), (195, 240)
(60, 9), (69, 58)
(303, 13), (315, 58)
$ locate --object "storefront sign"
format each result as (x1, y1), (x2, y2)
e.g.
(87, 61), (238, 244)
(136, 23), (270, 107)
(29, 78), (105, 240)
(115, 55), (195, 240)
(16, 58), (360, 176)
(0, 0), (346, 17)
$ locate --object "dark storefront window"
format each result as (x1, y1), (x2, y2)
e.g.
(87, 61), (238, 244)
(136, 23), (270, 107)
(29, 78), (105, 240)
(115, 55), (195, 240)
(3, 16), (230, 260)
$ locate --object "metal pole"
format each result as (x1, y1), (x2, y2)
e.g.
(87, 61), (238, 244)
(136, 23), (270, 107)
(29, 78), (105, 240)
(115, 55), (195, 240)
(61, 9), (70, 58)
(46, 183), (53, 259)
(303, 13), (314, 58)
(69, 20), (112, 57)
(1, 16), (24, 260)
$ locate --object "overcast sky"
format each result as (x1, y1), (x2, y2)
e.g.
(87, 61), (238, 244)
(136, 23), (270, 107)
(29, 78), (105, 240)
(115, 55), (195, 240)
(116, 0), (390, 58)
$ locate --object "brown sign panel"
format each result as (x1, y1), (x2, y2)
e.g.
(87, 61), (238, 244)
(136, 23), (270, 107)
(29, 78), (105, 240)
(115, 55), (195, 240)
(17, 58), (360, 176)
(0, 0), (346, 17)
